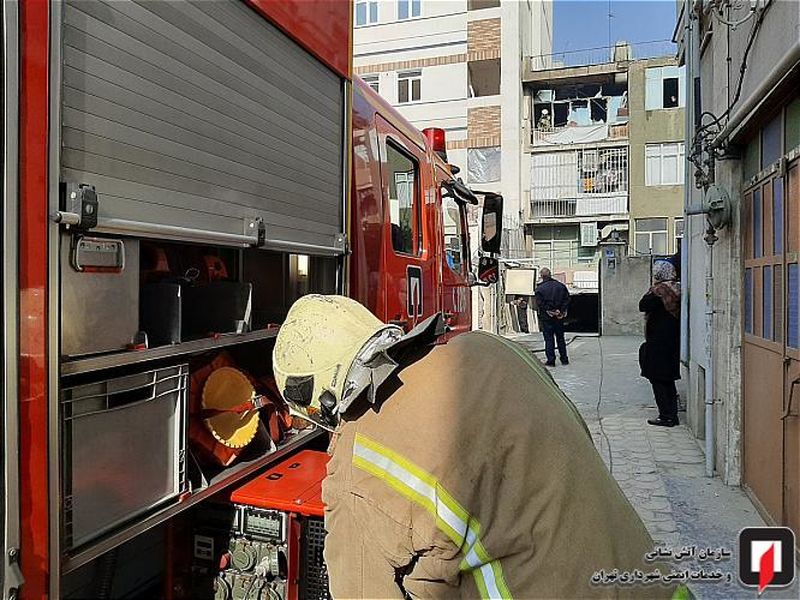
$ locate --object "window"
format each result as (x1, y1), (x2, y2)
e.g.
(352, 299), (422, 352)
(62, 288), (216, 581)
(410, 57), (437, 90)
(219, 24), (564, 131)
(645, 143), (685, 186)
(532, 225), (585, 269)
(674, 217), (684, 253)
(386, 141), (420, 255)
(355, 0), (378, 26)
(634, 218), (668, 255)
(441, 191), (466, 274)
(467, 147), (501, 183)
(645, 66), (686, 110)
(745, 267), (754, 336)
(398, 0), (421, 20)
(662, 77), (679, 108)
(362, 75), (380, 94)
(398, 71), (421, 104)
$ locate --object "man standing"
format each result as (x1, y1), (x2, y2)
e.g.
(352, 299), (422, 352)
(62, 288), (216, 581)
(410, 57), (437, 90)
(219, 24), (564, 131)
(534, 267), (570, 367)
(273, 295), (676, 599)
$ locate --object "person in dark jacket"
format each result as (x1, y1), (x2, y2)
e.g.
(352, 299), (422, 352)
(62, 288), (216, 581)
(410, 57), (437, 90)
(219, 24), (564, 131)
(535, 267), (570, 366)
(639, 261), (681, 427)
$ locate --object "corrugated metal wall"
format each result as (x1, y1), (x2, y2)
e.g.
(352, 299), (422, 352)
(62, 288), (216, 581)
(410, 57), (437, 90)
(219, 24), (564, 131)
(61, 0), (344, 250)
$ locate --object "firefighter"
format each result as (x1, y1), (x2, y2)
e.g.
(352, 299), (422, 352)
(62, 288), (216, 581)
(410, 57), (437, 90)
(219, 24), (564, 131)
(273, 295), (676, 599)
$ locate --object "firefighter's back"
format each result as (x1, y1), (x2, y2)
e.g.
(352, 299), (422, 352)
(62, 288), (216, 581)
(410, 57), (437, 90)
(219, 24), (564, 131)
(324, 331), (672, 598)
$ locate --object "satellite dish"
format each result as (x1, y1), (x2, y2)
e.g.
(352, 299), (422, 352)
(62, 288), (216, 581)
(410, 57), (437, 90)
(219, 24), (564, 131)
(703, 184), (731, 229)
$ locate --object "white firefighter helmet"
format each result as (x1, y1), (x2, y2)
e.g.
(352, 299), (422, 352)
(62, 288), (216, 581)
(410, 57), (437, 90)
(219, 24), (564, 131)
(273, 295), (405, 429)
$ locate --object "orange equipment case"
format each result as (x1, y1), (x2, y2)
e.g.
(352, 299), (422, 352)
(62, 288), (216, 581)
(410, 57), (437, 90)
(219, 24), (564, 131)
(230, 450), (329, 517)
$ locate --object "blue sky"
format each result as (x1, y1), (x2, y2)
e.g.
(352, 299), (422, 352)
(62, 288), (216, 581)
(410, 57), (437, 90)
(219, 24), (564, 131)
(553, 1), (679, 60)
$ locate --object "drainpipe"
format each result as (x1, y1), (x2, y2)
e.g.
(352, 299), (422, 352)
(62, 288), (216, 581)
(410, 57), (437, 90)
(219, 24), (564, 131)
(704, 224), (717, 477)
(680, 0), (694, 365)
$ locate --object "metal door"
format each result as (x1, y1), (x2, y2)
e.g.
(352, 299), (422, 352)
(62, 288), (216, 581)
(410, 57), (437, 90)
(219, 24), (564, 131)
(2, 1), (23, 596)
(742, 161), (800, 533)
(376, 115), (436, 331)
(58, 0), (345, 253)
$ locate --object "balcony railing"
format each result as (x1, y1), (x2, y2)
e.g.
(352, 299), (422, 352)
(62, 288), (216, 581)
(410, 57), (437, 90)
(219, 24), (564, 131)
(530, 40), (676, 71)
(529, 195), (627, 219)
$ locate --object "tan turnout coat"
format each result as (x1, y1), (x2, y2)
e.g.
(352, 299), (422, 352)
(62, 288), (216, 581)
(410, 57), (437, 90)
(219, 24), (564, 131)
(322, 331), (673, 599)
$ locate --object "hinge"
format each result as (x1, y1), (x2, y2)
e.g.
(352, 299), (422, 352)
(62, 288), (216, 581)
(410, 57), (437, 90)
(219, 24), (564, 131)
(6, 547), (24, 600)
(336, 233), (349, 254)
(244, 217), (266, 247)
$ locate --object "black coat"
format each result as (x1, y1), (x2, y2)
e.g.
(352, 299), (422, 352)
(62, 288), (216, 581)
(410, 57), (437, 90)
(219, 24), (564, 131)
(534, 279), (570, 321)
(638, 291), (680, 381)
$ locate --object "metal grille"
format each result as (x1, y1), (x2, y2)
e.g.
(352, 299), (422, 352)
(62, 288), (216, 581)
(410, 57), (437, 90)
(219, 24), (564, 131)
(529, 147), (628, 220)
(300, 517), (330, 600)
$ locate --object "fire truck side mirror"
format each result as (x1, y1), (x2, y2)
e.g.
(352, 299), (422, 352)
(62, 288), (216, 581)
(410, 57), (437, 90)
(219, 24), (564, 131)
(481, 193), (503, 254)
(476, 256), (499, 285)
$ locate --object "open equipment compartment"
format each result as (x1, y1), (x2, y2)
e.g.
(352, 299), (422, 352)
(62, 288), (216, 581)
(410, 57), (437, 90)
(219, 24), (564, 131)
(57, 233), (341, 575)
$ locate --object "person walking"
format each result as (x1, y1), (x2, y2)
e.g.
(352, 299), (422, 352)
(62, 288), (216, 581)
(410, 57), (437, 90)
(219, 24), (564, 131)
(639, 261), (681, 427)
(273, 295), (677, 599)
(534, 267), (570, 366)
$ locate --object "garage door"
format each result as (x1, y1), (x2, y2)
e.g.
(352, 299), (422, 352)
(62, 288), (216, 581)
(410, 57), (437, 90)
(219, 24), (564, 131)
(59, 0), (344, 253)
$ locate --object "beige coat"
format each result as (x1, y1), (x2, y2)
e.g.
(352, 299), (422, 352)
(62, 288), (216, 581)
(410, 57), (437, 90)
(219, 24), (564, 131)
(322, 332), (673, 599)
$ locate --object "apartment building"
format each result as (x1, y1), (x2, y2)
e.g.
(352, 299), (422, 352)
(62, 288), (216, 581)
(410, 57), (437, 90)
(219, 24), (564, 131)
(353, 0), (553, 263)
(628, 57), (686, 258)
(522, 49), (685, 304)
(676, 0), (800, 535)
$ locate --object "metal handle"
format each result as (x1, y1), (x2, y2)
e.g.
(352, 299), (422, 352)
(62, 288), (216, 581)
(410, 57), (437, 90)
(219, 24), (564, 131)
(782, 377), (800, 420)
(96, 217), (259, 246)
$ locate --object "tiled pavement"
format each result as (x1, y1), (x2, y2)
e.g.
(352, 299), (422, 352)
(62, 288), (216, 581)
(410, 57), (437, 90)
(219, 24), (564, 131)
(508, 333), (799, 600)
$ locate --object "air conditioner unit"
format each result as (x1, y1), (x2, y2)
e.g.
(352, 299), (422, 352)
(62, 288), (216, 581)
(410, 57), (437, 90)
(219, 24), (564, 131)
(581, 222), (598, 247)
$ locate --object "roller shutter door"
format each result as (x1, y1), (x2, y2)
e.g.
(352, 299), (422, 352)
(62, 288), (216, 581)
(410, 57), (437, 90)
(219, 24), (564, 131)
(60, 0), (344, 253)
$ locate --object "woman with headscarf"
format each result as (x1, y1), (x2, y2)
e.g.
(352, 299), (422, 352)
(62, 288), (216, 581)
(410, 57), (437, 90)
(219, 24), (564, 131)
(639, 260), (681, 427)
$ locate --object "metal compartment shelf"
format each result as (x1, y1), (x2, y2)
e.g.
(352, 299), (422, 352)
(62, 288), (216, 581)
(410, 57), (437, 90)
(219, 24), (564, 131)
(61, 426), (323, 574)
(61, 327), (280, 377)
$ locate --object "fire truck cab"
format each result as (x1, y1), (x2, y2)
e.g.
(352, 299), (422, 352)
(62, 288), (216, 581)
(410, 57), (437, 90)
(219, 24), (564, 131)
(350, 79), (501, 338)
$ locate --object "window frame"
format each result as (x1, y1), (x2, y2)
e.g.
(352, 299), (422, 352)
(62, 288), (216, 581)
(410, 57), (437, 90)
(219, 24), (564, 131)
(397, 70), (422, 104)
(355, 0), (378, 26)
(398, 0), (421, 20)
(385, 138), (423, 256)
(362, 74), (380, 94)
(645, 142), (685, 186)
(674, 217), (684, 253)
(634, 217), (669, 255)
(440, 187), (469, 276)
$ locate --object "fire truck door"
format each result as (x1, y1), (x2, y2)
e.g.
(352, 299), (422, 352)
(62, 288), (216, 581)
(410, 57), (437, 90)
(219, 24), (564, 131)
(3, 1), (24, 597)
(376, 115), (436, 331)
(438, 174), (472, 337)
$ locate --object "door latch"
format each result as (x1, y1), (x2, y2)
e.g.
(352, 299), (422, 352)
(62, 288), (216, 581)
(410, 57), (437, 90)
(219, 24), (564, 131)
(53, 183), (99, 230)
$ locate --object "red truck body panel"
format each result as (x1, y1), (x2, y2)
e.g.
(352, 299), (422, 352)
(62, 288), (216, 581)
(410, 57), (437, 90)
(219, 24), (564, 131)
(246, 0), (352, 79)
(349, 79), (472, 333)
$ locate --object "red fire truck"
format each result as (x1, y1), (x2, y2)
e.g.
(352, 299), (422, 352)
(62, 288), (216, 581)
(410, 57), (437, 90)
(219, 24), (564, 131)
(2, 1), (499, 598)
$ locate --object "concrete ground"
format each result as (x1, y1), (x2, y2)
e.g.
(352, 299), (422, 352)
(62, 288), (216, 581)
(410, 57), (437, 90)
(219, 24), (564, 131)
(506, 333), (799, 600)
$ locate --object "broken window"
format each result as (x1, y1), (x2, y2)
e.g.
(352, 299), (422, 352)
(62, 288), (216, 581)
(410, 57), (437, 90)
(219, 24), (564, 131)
(553, 103), (569, 127)
(590, 98), (608, 123)
(568, 100), (590, 126)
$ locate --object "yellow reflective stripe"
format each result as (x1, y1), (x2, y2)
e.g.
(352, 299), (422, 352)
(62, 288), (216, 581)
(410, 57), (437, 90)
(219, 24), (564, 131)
(353, 433), (513, 599)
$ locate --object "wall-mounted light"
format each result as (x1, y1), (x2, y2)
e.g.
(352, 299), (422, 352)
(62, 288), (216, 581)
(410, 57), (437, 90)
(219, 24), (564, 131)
(297, 254), (309, 278)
